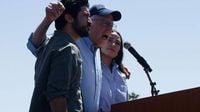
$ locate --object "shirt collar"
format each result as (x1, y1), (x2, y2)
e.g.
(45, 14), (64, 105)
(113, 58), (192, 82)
(81, 37), (97, 53)
(54, 30), (76, 44)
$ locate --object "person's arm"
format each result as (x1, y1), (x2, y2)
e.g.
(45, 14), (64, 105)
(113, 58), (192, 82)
(26, 2), (65, 57)
(47, 47), (76, 112)
(27, 33), (47, 57)
(32, 2), (65, 47)
(50, 97), (68, 112)
(31, 17), (51, 48)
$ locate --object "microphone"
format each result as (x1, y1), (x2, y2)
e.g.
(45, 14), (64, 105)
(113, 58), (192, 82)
(124, 42), (152, 72)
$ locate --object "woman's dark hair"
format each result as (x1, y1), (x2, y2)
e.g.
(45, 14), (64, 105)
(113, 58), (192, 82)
(55, 0), (89, 30)
(111, 29), (124, 73)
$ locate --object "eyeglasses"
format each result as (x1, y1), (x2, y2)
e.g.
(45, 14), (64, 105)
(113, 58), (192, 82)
(92, 18), (116, 28)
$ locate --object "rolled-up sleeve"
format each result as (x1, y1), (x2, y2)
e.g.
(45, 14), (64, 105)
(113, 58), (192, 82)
(46, 47), (73, 101)
(26, 33), (48, 57)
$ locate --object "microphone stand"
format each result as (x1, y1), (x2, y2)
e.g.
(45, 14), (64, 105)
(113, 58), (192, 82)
(135, 55), (160, 96)
(144, 68), (159, 96)
(123, 42), (160, 96)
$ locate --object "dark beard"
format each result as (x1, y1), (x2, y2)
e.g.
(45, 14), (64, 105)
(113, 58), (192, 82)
(72, 20), (89, 37)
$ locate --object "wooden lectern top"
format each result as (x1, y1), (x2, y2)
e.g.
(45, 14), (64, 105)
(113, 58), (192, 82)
(111, 87), (200, 112)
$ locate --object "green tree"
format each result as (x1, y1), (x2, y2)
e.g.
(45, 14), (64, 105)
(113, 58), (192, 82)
(128, 92), (139, 101)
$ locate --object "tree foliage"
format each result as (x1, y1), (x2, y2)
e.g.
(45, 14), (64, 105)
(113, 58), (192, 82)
(128, 92), (139, 101)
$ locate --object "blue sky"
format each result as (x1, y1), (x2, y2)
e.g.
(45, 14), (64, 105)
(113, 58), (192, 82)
(0, 0), (200, 111)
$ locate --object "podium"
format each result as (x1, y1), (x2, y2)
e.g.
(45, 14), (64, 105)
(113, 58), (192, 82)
(111, 87), (200, 112)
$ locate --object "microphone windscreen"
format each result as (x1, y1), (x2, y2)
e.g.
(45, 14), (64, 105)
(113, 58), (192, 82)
(124, 42), (131, 49)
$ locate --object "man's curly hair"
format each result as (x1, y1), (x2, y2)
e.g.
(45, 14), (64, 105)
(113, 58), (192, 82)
(55, 0), (89, 30)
